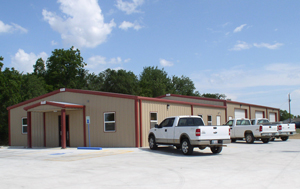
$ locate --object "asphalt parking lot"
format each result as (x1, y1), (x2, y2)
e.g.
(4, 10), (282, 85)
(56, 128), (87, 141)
(1, 139), (300, 189)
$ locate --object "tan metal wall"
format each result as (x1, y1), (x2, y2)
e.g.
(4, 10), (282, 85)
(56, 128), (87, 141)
(45, 112), (60, 147)
(141, 100), (191, 147)
(193, 106), (226, 125)
(162, 96), (224, 106)
(10, 92), (136, 147)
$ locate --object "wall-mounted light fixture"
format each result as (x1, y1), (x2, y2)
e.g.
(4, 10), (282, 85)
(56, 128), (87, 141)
(167, 104), (170, 110)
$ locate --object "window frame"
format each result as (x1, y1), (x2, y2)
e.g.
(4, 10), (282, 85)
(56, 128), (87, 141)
(22, 117), (27, 134)
(104, 112), (116, 132)
(150, 112), (158, 129)
(207, 115), (212, 126)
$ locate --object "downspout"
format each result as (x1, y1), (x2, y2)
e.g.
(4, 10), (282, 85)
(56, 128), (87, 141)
(83, 106), (86, 147)
(27, 111), (32, 148)
(43, 112), (46, 147)
(8, 110), (11, 146)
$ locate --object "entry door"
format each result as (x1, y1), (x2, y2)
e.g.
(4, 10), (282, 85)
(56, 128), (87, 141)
(216, 116), (221, 126)
(59, 115), (70, 147)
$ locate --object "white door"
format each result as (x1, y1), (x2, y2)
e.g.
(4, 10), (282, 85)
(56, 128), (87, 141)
(235, 109), (246, 119)
(216, 116), (221, 126)
(269, 113), (276, 122)
(255, 111), (263, 118)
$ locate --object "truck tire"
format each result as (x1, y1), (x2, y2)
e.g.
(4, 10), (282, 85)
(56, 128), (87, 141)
(261, 138), (270, 143)
(245, 133), (254, 144)
(281, 136), (289, 141)
(181, 139), (193, 155)
(210, 146), (222, 154)
(199, 146), (206, 150)
(270, 137), (275, 141)
(149, 135), (157, 150)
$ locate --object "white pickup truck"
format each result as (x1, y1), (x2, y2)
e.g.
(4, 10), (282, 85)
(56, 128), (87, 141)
(225, 118), (277, 143)
(148, 115), (231, 155)
(251, 118), (296, 141)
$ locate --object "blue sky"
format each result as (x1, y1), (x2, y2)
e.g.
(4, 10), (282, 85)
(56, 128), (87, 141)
(1, 0), (300, 116)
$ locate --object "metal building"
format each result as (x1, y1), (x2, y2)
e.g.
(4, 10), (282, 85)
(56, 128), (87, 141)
(7, 88), (280, 148)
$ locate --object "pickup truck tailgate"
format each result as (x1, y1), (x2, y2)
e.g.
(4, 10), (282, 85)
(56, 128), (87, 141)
(261, 125), (277, 133)
(192, 126), (230, 140)
(280, 123), (296, 132)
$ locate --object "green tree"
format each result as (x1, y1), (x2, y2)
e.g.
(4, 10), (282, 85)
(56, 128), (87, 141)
(0, 67), (23, 144)
(45, 47), (87, 90)
(171, 75), (196, 96)
(201, 93), (226, 99)
(20, 74), (47, 101)
(139, 66), (172, 97)
(0, 56), (3, 72)
(33, 58), (46, 77)
(280, 110), (294, 121)
(84, 73), (104, 91)
(101, 69), (140, 95)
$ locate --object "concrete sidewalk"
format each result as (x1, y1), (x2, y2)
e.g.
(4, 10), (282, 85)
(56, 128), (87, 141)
(0, 139), (300, 189)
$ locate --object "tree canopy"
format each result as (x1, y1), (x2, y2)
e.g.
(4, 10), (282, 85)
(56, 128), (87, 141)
(0, 48), (228, 145)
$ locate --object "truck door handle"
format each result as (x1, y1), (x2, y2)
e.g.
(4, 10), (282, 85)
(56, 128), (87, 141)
(165, 129), (167, 132)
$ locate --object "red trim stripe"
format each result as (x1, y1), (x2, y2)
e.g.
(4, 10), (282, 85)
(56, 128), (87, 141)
(8, 110), (11, 146)
(139, 99), (142, 147)
(135, 98), (139, 147)
(24, 101), (84, 111)
(43, 112), (46, 147)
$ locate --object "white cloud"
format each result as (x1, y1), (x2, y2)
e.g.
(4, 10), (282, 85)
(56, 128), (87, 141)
(51, 40), (58, 45)
(160, 59), (174, 67)
(42, 0), (116, 48)
(119, 21), (142, 31)
(229, 41), (252, 51)
(253, 42), (283, 49)
(192, 63), (300, 91)
(233, 24), (247, 33)
(0, 20), (28, 33)
(115, 0), (144, 14)
(11, 49), (48, 73)
(87, 55), (128, 73)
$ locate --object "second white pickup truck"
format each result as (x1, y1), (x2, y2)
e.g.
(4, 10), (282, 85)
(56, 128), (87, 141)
(148, 116), (231, 155)
(251, 118), (296, 141)
(225, 118), (277, 143)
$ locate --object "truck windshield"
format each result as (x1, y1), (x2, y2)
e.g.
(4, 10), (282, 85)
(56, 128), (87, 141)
(178, 118), (204, 126)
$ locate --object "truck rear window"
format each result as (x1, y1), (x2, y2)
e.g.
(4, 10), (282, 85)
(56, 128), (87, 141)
(178, 118), (204, 126)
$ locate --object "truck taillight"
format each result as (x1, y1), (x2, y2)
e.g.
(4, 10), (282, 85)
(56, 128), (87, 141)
(278, 125), (282, 131)
(259, 126), (263, 132)
(196, 129), (201, 136)
(229, 128), (231, 136)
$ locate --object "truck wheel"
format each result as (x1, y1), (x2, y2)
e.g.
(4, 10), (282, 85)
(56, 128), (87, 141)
(281, 136), (289, 141)
(181, 139), (193, 155)
(149, 135), (157, 150)
(270, 137), (275, 141)
(245, 133), (254, 144)
(210, 146), (222, 154)
(231, 139), (236, 143)
(261, 138), (270, 143)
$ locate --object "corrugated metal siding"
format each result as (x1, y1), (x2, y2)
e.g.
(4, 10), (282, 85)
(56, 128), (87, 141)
(162, 96), (224, 106)
(141, 100), (191, 147)
(10, 108), (27, 146)
(45, 112), (60, 147)
(68, 110), (84, 147)
(193, 106), (226, 125)
(31, 112), (44, 147)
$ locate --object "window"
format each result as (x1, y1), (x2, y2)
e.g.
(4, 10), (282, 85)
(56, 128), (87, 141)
(150, 113), (157, 129)
(22, 117), (27, 134)
(159, 118), (175, 127)
(207, 115), (212, 126)
(104, 112), (115, 132)
(226, 120), (233, 126)
(178, 118), (204, 126)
